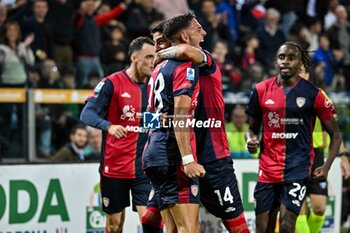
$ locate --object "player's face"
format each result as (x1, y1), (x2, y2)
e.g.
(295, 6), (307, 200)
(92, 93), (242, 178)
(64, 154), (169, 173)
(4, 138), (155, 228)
(136, 43), (155, 77)
(187, 19), (206, 48)
(275, 45), (302, 81)
(71, 129), (88, 149)
(152, 32), (170, 53)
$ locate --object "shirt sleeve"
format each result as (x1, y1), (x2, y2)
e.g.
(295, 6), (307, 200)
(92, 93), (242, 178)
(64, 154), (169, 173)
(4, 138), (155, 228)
(172, 62), (199, 97)
(314, 89), (336, 122)
(80, 78), (114, 131)
(245, 88), (262, 119)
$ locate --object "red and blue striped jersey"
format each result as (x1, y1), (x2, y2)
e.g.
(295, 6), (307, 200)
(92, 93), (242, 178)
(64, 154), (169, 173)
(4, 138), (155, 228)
(246, 77), (336, 183)
(194, 51), (230, 164)
(82, 70), (149, 179)
(143, 60), (199, 169)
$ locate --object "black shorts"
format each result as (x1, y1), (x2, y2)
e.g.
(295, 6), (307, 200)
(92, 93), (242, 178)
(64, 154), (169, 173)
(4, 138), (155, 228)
(307, 148), (328, 196)
(100, 174), (152, 214)
(200, 158), (244, 219)
(145, 165), (200, 210)
(254, 180), (307, 215)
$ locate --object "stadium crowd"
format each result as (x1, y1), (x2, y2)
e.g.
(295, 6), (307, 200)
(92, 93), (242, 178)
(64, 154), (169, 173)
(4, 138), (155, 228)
(1, 0), (350, 159)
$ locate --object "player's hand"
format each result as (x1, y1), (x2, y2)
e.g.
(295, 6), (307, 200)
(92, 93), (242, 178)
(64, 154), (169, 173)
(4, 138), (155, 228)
(160, 112), (169, 127)
(341, 155), (350, 180)
(246, 137), (259, 154)
(313, 165), (328, 181)
(107, 124), (127, 139)
(184, 162), (206, 178)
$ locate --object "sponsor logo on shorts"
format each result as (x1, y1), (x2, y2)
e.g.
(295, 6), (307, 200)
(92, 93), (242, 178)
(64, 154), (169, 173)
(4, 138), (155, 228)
(148, 189), (155, 201)
(191, 185), (199, 197)
(103, 197), (110, 207)
(225, 207), (236, 213)
(292, 199), (301, 207)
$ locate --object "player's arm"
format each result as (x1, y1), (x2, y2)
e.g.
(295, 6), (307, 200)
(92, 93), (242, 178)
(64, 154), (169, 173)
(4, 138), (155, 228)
(173, 94), (205, 178)
(155, 44), (207, 67)
(313, 117), (342, 180)
(80, 79), (127, 138)
(245, 88), (262, 154)
(246, 117), (261, 154)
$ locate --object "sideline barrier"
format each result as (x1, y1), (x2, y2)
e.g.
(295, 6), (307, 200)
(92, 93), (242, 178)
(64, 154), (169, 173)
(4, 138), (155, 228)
(0, 159), (342, 233)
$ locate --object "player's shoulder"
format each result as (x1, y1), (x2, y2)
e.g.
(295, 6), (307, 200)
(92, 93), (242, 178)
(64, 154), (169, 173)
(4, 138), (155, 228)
(255, 76), (276, 91)
(297, 77), (320, 96)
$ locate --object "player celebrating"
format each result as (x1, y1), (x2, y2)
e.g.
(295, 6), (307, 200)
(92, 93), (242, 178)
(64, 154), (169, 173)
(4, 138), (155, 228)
(246, 41), (342, 233)
(143, 14), (206, 233)
(145, 13), (249, 233)
(80, 37), (155, 233)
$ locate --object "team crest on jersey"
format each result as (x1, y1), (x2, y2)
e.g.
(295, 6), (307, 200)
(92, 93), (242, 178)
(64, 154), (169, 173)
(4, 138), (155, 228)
(267, 112), (280, 128)
(191, 185), (199, 197)
(296, 97), (306, 108)
(103, 197), (110, 207)
(186, 68), (195, 81)
(121, 105), (136, 121)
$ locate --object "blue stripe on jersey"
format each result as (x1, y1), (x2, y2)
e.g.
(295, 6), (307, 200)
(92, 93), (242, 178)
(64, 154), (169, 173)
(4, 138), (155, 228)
(284, 79), (319, 181)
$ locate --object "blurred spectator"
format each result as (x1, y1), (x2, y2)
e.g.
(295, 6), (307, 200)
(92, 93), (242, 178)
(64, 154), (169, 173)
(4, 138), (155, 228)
(36, 104), (52, 158)
(288, 22), (310, 50)
(303, 0), (330, 31)
(22, 0), (54, 64)
(304, 18), (322, 52)
(324, 0), (340, 30)
(126, 0), (164, 40)
(226, 105), (257, 158)
(100, 25), (128, 75)
(0, 3), (7, 43)
(47, 0), (75, 68)
(73, 0), (128, 88)
(216, 0), (239, 42)
(0, 21), (34, 87)
(241, 62), (266, 91)
(0, 21), (34, 159)
(241, 33), (259, 70)
(255, 8), (286, 74)
(51, 124), (88, 161)
(38, 59), (61, 88)
(153, 0), (189, 18)
(84, 126), (101, 161)
(83, 70), (100, 90)
(327, 4), (350, 91)
(97, 2), (118, 43)
(212, 39), (238, 91)
(197, 0), (232, 52)
(265, 0), (304, 38)
(313, 33), (342, 90)
(239, 0), (266, 33)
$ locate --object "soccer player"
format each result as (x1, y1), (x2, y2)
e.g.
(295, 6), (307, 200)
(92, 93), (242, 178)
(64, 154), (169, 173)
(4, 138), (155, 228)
(80, 37), (155, 233)
(245, 41), (342, 233)
(147, 13), (250, 233)
(143, 15), (206, 233)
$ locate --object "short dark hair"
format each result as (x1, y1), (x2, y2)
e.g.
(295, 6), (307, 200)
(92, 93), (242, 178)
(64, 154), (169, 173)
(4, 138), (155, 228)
(71, 124), (87, 135)
(128, 36), (154, 57)
(163, 12), (195, 43)
(150, 20), (167, 35)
